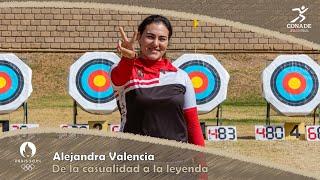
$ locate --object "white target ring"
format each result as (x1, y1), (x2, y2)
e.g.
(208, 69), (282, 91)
(173, 54), (229, 114)
(69, 52), (120, 114)
(262, 54), (320, 116)
(0, 54), (32, 114)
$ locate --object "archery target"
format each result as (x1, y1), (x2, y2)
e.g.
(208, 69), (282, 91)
(0, 54), (32, 114)
(262, 55), (320, 116)
(69, 52), (120, 114)
(173, 54), (229, 114)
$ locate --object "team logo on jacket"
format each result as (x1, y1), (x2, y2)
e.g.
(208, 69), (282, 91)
(137, 69), (144, 78)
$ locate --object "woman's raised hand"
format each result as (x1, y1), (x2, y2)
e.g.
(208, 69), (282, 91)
(117, 27), (138, 59)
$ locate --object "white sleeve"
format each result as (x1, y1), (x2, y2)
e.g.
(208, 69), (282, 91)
(182, 71), (197, 109)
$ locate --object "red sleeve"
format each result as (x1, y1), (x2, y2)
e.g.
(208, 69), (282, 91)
(111, 57), (135, 86)
(183, 107), (205, 147)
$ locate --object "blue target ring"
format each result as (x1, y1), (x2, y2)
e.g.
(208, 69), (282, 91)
(76, 59), (115, 103)
(271, 61), (318, 106)
(180, 60), (220, 105)
(275, 67), (313, 101)
(0, 60), (24, 105)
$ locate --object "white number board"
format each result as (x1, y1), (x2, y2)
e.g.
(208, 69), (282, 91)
(10, 124), (39, 130)
(109, 124), (120, 132)
(306, 126), (320, 141)
(206, 126), (237, 141)
(60, 124), (89, 129)
(255, 125), (284, 140)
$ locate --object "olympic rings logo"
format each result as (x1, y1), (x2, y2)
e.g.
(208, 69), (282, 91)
(21, 163), (35, 171)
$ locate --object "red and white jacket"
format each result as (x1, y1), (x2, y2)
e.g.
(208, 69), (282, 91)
(111, 57), (204, 146)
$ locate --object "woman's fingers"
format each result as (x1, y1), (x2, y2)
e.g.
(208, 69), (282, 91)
(117, 40), (122, 53)
(121, 48), (136, 59)
(119, 27), (129, 42)
(130, 31), (138, 44)
(117, 40), (136, 59)
(118, 27), (136, 58)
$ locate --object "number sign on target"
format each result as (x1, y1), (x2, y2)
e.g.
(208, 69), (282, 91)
(206, 126), (237, 141)
(11, 124), (39, 130)
(255, 125), (285, 140)
(60, 124), (89, 129)
(306, 126), (320, 141)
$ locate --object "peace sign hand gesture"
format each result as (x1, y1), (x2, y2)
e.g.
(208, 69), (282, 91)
(117, 27), (138, 59)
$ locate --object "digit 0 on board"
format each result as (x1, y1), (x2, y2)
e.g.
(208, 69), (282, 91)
(255, 125), (285, 141)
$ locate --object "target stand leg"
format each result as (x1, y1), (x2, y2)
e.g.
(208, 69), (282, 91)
(200, 122), (206, 139)
(318, 105), (320, 125)
(216, 104), (223, 126)
(266, 102), (271, 125)
(315, 105), (320, 125)
(313, 107), (317, 125)
(73, 100), (78, 124)
(0, 120), (9, 132)
(23, 102), (28, 124)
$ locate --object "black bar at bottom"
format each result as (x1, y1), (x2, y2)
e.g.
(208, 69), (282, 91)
(200, 122), (206, 139)
(266, 102), (270, 125)
(73, 100), (77, 124)
(0, 120), (9, 132)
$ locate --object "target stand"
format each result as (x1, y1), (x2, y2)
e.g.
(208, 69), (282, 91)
(0, 102), (30, 133)
(173, 54), (232, 140)
(260, 55), (320, 140)
(214, 104), (223, 126)
(265, 103), (319, 125)
(72, 100), (78, 125)
(20, 102), (29, 124)
(68, 52), (120, 129)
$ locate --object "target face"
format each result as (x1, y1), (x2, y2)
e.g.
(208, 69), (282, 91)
(180, 60), (220, 105)
(173, 54), (229, 114)
(263, 55), (320, 116)
(0, 54), (32, 114)
(76, 59), (114, 103)
(0, 61), (24, 105)
(69, 52), (120, 114)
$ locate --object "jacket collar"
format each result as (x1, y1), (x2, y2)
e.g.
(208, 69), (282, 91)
(135, 57), (177, 73)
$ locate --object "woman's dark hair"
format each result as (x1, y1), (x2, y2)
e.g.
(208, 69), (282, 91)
(138, 15), (173, 39)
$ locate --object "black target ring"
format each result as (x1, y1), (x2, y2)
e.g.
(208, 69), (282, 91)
(0, 60), (24, 105)
(76, 59), (115, 104)
(180, 60), (221, 105)
(270, 61), (318, 106)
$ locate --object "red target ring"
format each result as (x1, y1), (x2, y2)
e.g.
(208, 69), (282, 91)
(0, 72), (12, 94)
(283, 72), (306, 94)
(188, 71), (208, 93)
(88, 70), (110, 92)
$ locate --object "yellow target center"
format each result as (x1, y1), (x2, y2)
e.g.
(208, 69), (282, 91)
(0, 77), (7, 88)
(93, 75), (106, 87)
(191, 77), (203, 88)
(288, 77), (301, 89)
